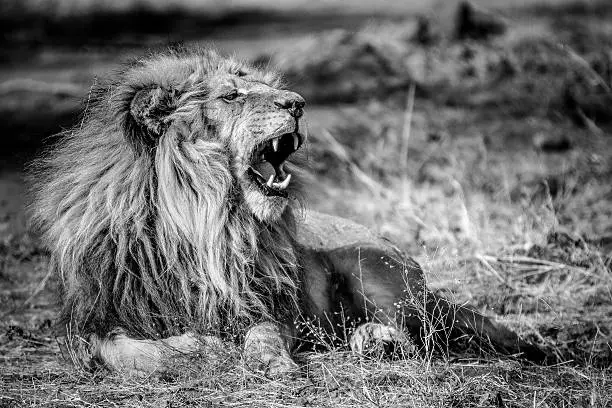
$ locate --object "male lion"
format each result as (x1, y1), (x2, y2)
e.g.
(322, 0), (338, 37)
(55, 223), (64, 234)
(30, 47), (543, 376)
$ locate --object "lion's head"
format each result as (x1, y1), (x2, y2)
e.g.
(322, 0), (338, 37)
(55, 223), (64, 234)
(124, 48), (306, 221)
(30, 48), (305, 340)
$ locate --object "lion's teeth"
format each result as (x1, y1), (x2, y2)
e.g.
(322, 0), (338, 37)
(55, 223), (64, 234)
(266, 174), (275, 187)
(293, 134), (299, 151)
(274, 173), (291, 189)
(272, 138), (279, 152)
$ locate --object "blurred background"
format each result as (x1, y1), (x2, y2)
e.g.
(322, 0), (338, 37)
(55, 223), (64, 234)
(1, 0), (611, 404)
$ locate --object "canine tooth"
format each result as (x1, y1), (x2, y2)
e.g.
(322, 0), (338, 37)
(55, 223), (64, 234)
(272, 138), (279, 152)
(293, 133), (299, 151)
(276, 173), (291, 189)
(267, 174), (275, 187)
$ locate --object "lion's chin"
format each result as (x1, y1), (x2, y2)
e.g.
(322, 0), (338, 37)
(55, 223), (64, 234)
(243, 187), (289, 222)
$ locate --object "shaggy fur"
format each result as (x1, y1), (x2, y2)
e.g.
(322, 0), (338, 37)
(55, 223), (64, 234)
(30, 48), (301, 341)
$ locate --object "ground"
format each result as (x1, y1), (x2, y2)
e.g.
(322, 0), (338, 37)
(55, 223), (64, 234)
(1, 0), (611, 407)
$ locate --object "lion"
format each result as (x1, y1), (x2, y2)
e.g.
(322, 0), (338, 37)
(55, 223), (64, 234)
(29, 47), (545, 377)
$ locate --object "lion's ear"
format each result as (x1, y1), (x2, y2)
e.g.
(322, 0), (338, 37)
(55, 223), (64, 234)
(129, 86), (176, 138)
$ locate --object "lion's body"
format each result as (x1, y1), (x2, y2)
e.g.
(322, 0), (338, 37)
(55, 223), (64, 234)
(30, 47), (544, 376)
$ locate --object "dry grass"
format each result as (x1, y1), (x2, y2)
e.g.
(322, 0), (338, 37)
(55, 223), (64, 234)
(1, 335), (610, 407)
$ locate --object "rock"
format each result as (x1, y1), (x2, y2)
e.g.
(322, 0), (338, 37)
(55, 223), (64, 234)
(414, 16), (438, 45)
(455, 1), (507, 40)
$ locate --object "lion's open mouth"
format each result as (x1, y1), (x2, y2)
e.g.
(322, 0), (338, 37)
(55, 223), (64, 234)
(248, 132), (303, 198)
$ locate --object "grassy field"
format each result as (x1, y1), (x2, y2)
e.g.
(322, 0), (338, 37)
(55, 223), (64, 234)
(1, 0), (612, 407)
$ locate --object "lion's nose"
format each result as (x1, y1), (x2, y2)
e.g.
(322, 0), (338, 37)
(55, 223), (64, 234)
(274, 92), (305, 118)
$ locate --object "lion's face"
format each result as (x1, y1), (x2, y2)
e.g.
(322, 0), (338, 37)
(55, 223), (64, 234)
(204, 72), (306, 221)
(125, 50), (306, 222)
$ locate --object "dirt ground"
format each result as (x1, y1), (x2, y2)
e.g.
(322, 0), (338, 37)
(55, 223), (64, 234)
(1, 0), (612, 407)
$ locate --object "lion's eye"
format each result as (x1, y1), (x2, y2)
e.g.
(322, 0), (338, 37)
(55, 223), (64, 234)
(222, 90), (239, 102)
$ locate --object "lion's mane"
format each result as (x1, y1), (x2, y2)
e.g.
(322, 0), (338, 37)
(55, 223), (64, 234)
(30, 48), (302, 340)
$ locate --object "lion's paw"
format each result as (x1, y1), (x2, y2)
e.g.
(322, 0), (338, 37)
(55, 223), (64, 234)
(349, 323), (415, 357)
(243, 322), (299, 378)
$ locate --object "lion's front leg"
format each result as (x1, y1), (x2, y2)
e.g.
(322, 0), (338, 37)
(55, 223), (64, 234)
(243, 322), (298, 377)
(91, 329), (222, 376)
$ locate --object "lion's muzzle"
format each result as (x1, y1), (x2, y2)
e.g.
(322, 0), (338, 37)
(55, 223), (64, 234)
(273, 91), (305, 119)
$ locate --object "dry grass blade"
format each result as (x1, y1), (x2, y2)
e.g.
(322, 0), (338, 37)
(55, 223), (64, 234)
(479, 254), (595, 279)
(475, 254), (510, 285)
(400, 83), (416, 174)
(319, 129), (387, 196)
(557, 43), (612, 94)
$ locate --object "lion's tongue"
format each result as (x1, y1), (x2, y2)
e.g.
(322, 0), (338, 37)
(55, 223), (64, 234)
(253, 162), (286, 185)
(253, 162), (276, 182)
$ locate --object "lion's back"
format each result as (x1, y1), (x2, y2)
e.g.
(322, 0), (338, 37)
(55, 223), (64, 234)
(296, 210), (391, 251)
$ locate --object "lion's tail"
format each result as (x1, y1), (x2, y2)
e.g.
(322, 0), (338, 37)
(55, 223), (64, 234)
(418, 293), (548, 363)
